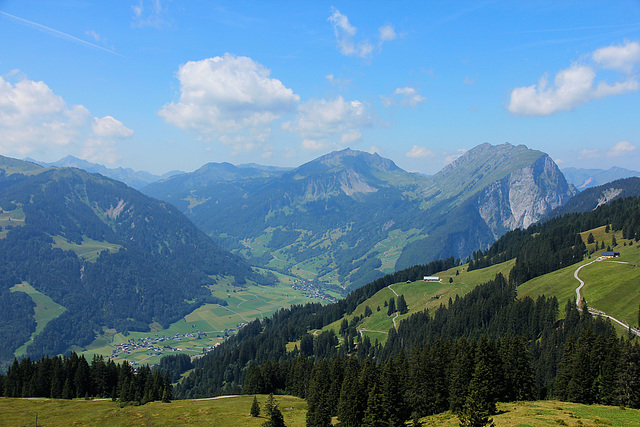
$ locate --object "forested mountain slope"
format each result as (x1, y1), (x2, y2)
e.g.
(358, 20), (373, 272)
(172, 195), (640, 426)
(144, 143), (575, 291)
(544, 177), (640, 218)
(0, 156), (266, 368)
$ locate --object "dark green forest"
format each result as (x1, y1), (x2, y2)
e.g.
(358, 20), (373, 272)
(0, 352), (172, 405)
(0, 167), (269, 368)
(170, 196), (640, 425)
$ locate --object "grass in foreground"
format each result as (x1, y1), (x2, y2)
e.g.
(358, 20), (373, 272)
(2, 398), (640, 427)
(420, 400), (640, 426)
(0, 395), (307, 427)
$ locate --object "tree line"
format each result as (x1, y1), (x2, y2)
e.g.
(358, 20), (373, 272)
(0, 352), (172, 405)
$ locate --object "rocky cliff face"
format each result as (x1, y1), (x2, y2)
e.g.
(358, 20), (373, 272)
(476, 154), (577, 238)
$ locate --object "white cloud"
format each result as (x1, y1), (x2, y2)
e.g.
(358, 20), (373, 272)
(159, 54), (299, 151)
(382, 87), (426, 107)
(507, 61), (639, 116)
(301, 139), (328, 151)
(0, 76), (132, 162)
(282, 96), (373, 144)
(579, 148), (600, 159)
(406, 145), (435, 159)
(593, 41), (640, 74)
(379, 24), (397, 42)
(328, 7), (395, 59)
(92, 116), (134, 139)
(444, 149), (467, 164)
(608, 141), (636, 157)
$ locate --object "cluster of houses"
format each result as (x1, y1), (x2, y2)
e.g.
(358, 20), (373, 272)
(292, 280), (338, 303)
(110, 332), (210, 359)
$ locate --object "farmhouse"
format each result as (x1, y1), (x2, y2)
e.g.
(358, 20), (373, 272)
(601, 251), (620, 258)
(423, 276), (440, 282)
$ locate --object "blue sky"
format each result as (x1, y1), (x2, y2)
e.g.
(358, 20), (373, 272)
(1, 1), (639, 175)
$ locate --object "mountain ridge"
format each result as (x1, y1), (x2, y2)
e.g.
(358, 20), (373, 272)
(143, 143), (574, 290)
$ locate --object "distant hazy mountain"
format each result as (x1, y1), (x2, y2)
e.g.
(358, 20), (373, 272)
(145, 143), (575, 291)
(143, 161), (290, 201)
(544, 177), (640, 218)
(0, 155), (262, 364)
(562, 166), (640, 190)
(26, 155), (183, 189)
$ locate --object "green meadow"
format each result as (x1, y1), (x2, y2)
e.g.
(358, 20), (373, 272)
(81, 280), (327, 365)
(2, 397), (640, 427)
(10, 282), (66, 358)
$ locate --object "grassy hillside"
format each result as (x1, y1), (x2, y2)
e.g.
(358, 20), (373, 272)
(312, 259), (515, 345)
(2, 397), (639, 426)
(518, 228), (640, 330)
(421, 400), (640, 426)
(81, 279), (328, 365)
(0, 395), (307, 427)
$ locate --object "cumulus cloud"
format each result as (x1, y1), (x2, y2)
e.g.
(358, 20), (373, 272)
(406, 145), (435, 159)
(282, 96), (373, 145)
(328, 7), (396, 58)
(593, 40), (640, 73)
(159, 54), (299, 151)
(379, 24), (397, 42)
(382, 87), (426, 107)
(0, 76), (132, 162)
(608, 141), (636, 157)
(507, 41), (640, 116)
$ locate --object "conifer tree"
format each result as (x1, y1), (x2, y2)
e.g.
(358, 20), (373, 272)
(262, 393), (286, 427)
(362, 383), (386, 427)
(387, 297), (396, 316)
(306, 360), (331, 427)
(457, 389), (495, 427)
(251, 396), (261, 417)
(397, 295), (408, 315)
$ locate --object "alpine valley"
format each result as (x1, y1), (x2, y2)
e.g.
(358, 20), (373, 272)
(143, 143), (576, 291)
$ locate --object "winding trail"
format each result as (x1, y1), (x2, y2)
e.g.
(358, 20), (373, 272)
(387, 284), (398, 297)
(574, 258), (640, 337)
(391, 312), (399, 328)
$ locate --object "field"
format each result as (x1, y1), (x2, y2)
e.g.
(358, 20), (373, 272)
(421, 400), (640, 426)
(10, 282), (66, 358)
(2, 397), (640, 427)
(0, 207), (25, 238)
(313, 259), (516, 345)
(518, 230), (640, 330)
(81, 279), (327, 365)
(51, 236), (122, 262)
(0, 395), (308, 427)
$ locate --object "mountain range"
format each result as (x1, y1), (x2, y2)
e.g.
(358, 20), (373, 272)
(562, 166), (640, 190)
(143, 143), (576, 291)
(26, 155), (184, 189)
(0, 156), (266, 367)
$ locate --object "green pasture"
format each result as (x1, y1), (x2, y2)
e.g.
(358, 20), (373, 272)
(3, 397), (640, 427)
(421, 400), (640, 426)
(518, 238), (640, 329)
(51, 236), (122, 262)
(10, 281), (66, 358)
(82, 280), (326, 365)
(313, 258), (516, 345)
(0, 395), (308, 427)
(0, 207), (25, 238)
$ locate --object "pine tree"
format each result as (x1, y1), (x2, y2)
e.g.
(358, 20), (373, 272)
(397, 295), (408, 315)
(362, 383), (386, 427)
(251, 396), (261, 417)
(262, 393), (286, 427)
(587, 233), (595, 244)
(387, 297), (396, 316)
(458, 389), (495, 427)
(306, 360), (331, 427)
